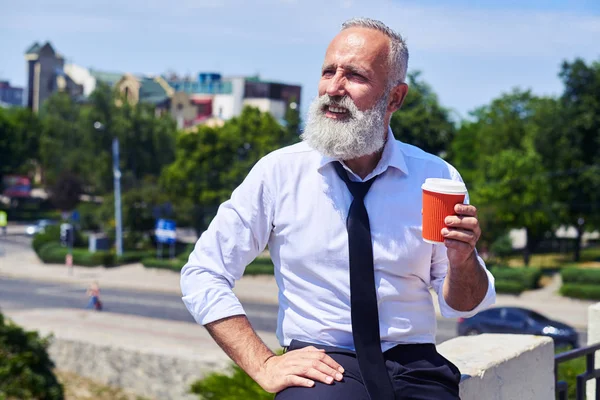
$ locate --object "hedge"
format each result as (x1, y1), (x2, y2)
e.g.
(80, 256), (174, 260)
(245, 258), (274, 276)
(142, 256), (275, 275)
(142, 257), (184, 272)
(494, 280), (526, 294)
(37, 242), (112, 267)
(559, 283), (600, 300)
(561, 267), (600, 285)
(116, 250), (156, 265)
(489, 266), (542, 290)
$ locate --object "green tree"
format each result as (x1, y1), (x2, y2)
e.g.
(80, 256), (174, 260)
(390, 71), (456, 157)
(161, 106), (293, 234)
(284, 96), (301, 140)
(38, 84), (177, 195)
(452, 90), (553, 265)
(541, 58), (600, 261)
(0, 107), (41, 187)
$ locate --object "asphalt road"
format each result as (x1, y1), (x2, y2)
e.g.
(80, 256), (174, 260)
(0, 277), (462, 344)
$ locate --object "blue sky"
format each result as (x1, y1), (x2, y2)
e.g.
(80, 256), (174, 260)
(1, 0), (598, 120)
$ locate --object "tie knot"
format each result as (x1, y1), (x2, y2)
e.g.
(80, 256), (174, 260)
(334, 162), (376, 201)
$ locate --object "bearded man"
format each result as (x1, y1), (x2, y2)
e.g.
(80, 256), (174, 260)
(181, 17), (496, 400)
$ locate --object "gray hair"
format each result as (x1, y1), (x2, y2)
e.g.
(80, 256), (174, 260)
(341, 18), (409, 86)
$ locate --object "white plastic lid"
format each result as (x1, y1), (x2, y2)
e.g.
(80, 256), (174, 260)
(421, 178), (467, 194)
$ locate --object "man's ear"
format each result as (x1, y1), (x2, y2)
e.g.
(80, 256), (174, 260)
(387, 83), (409, 113)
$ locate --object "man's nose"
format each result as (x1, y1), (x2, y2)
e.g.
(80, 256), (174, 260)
(326, 72), (346, 97)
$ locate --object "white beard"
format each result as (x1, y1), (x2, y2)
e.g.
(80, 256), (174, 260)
(301, 92), (389, 160)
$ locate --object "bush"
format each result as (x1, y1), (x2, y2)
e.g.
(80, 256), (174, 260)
(142, 257), (184, 272)
(489, 266), (542, 290)
(32, 225), (60, 254)
(117, 250), (156, 265)
(245, 258), (275, 276)
(37, 242), (112, 267)
(494, 280), (526, 294)
(32, 224), (86, 254)
(561, 267), (600, 285)
(559, 283), (600, 300)
(190, 364), (273, 400)
(490, 234), (514, 260)
(0, 312), (64, 400)
(142, 255), (275, 276)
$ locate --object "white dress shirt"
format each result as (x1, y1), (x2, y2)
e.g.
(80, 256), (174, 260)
(181, 128), (496, 351)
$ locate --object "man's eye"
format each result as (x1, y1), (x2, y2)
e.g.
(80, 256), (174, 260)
(322, 70), (334, 77)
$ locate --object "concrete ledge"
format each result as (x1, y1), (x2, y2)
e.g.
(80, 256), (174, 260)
(438, 334), (554, 400)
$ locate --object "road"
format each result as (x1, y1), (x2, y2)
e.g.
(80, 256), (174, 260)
(0, 277), (461, 344)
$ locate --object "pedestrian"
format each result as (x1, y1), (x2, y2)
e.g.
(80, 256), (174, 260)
(86, 281), (102, 311)
(181, 18), (496, 400)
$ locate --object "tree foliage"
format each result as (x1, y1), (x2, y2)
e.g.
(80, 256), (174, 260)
(161, 106), (297, 233)
(0, 107), (40, 187)
(390, 71), (456, 157)
(451, 90), (553, 264)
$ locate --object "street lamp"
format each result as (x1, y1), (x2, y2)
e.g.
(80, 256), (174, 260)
(93, 121), (123, 257)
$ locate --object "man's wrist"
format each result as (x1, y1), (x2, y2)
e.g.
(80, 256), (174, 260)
(449, 250), (479, 273)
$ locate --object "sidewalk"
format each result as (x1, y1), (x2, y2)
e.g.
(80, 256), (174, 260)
(0, 237), (594, 329)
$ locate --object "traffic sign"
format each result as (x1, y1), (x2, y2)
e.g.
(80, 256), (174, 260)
(155, 219), (176, 244)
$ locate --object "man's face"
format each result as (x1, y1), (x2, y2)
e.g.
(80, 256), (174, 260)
(318, 27), (392, 119)
(301, 27), (399, 160)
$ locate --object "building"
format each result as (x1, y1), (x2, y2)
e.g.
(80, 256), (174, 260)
(25, 42), (83, 112)
(0, 81), (24, 108)
(166, 73), (302, 129)
(114, 73), (172, 115)
(22, 41), (302, 125)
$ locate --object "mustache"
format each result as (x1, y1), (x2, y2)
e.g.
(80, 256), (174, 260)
(317, 95), (359, 115)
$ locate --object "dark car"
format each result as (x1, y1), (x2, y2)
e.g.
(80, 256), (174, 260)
(457, 306), (579, 348)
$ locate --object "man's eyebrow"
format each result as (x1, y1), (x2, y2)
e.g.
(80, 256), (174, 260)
(321, 63), (369, 77)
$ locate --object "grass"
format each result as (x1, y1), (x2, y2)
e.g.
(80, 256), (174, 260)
(504, 246), (600, 269)
(55, 370), (152, 400)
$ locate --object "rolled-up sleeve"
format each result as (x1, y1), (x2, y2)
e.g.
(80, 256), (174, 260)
(180, 156), (275, 325)
(430, 245), (496, 318)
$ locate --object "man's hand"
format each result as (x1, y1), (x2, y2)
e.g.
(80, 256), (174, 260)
(441, 204), (481, 267)
(257, 346), (345, 393)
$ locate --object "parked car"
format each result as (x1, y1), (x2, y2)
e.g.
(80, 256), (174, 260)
(457, 306), (579, 348)
(25, 219), (57, 236)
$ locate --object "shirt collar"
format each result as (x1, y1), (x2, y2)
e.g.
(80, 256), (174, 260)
(317, 126), (409, 176)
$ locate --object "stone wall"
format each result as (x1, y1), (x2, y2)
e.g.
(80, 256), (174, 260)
(49, 337), (229, 400)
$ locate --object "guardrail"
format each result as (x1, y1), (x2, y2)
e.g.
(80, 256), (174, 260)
(555, 342), (600, 400)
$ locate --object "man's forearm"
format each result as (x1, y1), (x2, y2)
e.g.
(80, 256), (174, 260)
(442, 252), (488, 311)
(205, 315), (275, 381)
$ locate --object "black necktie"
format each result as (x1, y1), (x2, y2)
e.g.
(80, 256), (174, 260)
(334, 162), (395, 400)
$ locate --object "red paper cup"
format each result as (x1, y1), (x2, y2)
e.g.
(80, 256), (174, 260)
(421, 178), (467, 244)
